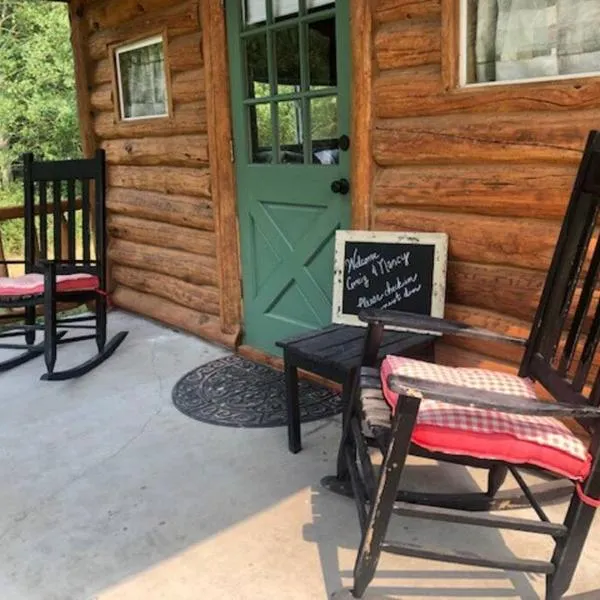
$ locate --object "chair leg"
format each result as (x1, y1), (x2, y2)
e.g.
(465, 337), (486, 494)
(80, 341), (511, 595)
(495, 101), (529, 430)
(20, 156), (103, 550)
(43, 263), (57, 374)
(487, 465), (509, 498)
(96, 295), (107, 353)
(25, 305), (36, 345)
(352, 394), (421, 598)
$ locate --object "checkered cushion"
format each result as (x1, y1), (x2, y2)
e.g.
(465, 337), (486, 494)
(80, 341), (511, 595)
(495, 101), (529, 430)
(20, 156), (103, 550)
(0, 273), (99, 297)
(380, 356), (592, 481)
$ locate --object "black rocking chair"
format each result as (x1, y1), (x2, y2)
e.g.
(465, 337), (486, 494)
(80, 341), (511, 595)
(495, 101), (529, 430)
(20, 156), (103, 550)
(0, 150), (127, 380)
(327, 130), (600, 599)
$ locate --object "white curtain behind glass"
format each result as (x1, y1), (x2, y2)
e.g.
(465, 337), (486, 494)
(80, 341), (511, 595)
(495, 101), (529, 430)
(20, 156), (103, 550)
(245, 0), (334, 26)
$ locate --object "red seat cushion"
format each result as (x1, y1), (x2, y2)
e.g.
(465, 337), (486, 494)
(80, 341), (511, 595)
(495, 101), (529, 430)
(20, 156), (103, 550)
(0, 273), (99, 297)
(381, 356), (592, 481)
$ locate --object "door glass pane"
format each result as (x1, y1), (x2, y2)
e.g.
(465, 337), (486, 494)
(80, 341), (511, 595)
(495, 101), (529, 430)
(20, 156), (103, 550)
(276, 26), (301, 94)
(308, 18), (337, 89)
(249, 103), (274, 163)
(273, 0), (298, 21)
(310, 96), (337, 164)
(246, 34), (269, 98)
(278, 101), (304, 163)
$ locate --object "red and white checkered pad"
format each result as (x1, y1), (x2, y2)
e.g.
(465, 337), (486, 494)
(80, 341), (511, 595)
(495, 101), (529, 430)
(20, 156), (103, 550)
(380, 355), (592, 481)
(0, 273), (99, 297)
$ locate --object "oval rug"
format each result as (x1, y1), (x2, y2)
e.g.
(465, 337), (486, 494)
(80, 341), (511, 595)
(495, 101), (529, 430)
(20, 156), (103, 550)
(172, 354), (343, 428)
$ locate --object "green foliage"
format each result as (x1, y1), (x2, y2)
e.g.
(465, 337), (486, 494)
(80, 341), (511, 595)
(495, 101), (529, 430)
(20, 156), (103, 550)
(0, 0), (79, 169)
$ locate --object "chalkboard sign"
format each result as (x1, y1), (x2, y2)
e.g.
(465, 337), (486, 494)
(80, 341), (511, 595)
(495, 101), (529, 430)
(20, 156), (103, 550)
(332, 231), (448, 330)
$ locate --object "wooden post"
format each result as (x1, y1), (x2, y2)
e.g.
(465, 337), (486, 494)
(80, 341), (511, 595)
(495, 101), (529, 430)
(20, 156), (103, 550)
(200, 0), (242, 340)
(350, 0), (374, 230)
(0, 231), (8, 278)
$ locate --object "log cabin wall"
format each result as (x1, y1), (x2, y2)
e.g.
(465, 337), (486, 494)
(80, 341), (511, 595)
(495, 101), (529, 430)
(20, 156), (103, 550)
(78, 0), (238, 347)
(370, 0), (600, 376)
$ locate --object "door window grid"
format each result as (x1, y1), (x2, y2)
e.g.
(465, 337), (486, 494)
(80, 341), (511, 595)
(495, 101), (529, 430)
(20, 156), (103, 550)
(242, 1), (337, 164)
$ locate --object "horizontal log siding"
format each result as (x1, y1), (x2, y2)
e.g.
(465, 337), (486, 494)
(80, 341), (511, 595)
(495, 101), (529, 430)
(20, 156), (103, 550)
(371, 0), (595, 375)
(82, 0), (231, 344)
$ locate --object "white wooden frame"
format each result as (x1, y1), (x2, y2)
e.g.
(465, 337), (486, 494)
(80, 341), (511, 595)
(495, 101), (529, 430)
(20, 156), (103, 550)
(458, 0), (600, 88)
(115, 34), (169, 122)
(332, 230), (448, 331)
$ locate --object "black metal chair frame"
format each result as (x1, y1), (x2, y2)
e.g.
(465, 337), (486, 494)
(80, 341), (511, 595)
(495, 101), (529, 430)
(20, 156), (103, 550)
(328, 130), (600, 599)
(0, 150), (127, 380)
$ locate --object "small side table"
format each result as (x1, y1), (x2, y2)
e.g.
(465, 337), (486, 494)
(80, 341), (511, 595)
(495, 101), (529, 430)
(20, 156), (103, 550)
(276, 324), (436, 453)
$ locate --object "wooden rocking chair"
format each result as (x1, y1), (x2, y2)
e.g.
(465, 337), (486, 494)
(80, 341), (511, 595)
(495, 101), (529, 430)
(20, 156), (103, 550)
(327, 130), (600, 599)
(0, 150), (127, 380)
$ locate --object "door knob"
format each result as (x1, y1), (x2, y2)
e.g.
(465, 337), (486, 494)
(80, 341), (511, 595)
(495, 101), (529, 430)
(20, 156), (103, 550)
(331, 178), (350, 195)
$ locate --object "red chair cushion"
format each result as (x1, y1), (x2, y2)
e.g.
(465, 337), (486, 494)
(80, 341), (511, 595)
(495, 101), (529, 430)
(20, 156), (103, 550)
(381, 356), (592, 481)
(0, 273), (99, 297)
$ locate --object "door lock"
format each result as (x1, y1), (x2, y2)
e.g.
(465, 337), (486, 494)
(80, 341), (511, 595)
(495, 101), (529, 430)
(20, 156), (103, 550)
(331, 178), (350, 195)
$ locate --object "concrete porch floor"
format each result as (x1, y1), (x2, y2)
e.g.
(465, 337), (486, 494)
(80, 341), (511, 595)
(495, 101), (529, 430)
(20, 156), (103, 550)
(1, 311), (599, 600)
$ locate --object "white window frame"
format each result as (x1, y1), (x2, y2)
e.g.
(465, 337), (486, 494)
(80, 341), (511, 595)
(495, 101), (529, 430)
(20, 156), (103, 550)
(458, 0), (600, 88)
(115, 34), (169, 122)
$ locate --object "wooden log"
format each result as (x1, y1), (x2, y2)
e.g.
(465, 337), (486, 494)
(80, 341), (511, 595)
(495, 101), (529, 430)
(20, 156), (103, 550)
(373, 208), (559, 271)
(112, 285), (238, 348)
(441, 0), (459, 90)
(107, 187), (213, 230)
(86, 0), (176, 32)
(111, 264), (220, 316)
(109, 238), (217, 286)
(90, 82), (113, 112)
(374, 164), (574, 219)
(201, 0), (242, 335)
(168, 31), (203, 72)
(436, 342), (519, 374)
(172, 69), (205, 104)
(350, 0), (374, 229)
(108, 165), (211, 198)
(374, 0), (440, 23)
(102, 134), (209, 168)
(107, 214), (216, 256)
(94, 101), (207, 139)
(375, 19), (441, 71)
(0, 233), (8, 278)
(88, 0), (200, 61)
(375, 70), (600, 119)
(69, 1), (97, 158)
(374, 112), (598, 165)
(91, 58), (111, 86)
(446, 261), (544, 322)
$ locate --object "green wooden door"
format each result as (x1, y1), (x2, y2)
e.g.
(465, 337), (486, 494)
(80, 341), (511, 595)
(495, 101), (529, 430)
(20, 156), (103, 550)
(227, 0), (351, 355)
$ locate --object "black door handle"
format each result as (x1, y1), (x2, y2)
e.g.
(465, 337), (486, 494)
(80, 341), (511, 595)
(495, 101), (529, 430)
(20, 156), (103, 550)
(331, 178), (350, 195)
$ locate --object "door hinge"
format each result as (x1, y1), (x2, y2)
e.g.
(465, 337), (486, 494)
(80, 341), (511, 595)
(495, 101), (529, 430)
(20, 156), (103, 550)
(229, 139), (235, 163)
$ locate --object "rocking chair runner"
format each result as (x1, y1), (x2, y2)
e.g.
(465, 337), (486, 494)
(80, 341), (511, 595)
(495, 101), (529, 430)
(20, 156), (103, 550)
(329, 130), (600, 600)
(0, 150), (127, 380)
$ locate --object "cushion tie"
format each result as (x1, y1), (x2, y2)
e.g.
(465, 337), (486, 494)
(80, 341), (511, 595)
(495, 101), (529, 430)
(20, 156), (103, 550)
(576, 482), (600, 508)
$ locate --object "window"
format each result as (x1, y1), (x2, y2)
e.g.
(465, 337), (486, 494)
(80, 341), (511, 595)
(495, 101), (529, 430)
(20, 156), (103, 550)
(244, 0), (332, 26)
(115, 35), (169, 121)
(461, 0), (600, 86)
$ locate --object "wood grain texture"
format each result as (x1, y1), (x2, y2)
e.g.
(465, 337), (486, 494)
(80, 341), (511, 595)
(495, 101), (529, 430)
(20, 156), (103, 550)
(88, 0), (199, 61)
(374, 164), (574, 218)
(91, 58), (111, 86)
(94, 101), (207, 139)
(109, 238), (217, 286)
(375, 19), (440, 71)
(171, 69), (205, 103)
(373, 112), (595, 165)
(107, 214), (216, 256)
(374, 208), (559, 271)
(102, 134), (209, 168)
(201, 0), (242, 335)
(112, 285), (238, 347)
(108, 165), (211, 198)
(112, 264), (220, 315)
(107, 187), (213, 230)
(350, 0), (374, 229)
(86, 0), (173, 32)
(169, 31), (203, 72)
(374, 0), (441, 23)
(440, 0), (458, 90)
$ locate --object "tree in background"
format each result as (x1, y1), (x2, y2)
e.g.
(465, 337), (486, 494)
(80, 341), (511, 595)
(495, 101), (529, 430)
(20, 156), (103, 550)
(0, 0), (79, 187)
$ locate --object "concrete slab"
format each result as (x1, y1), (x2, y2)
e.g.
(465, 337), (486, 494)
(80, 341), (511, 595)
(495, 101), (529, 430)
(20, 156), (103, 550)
(1, 311), (599, 600)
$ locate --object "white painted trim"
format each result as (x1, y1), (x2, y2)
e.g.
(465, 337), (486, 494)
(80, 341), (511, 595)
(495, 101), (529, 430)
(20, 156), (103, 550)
(115, 35), (169, 122)
(331, 230), (448, 335)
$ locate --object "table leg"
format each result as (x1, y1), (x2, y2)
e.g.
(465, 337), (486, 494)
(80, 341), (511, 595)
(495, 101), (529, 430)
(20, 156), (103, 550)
(336, 368), (356, 479)
(284, 354), (301, 453)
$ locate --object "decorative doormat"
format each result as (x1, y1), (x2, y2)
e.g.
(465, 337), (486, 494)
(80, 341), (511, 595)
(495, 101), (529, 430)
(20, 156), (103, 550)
(172, 354), (343, 428)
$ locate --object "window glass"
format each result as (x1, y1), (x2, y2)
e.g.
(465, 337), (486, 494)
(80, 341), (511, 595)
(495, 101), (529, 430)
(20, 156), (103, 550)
(278, 101), (305, 163)
(309, 18), (337, 89)
(244, 0), (333, 26)
(310, 96), (338, 164)
(249, 103), (274, 163)
(276, 26), (301, 93)
(116, 36), (168, 120)
(464, 0), (600, 85)
(246, 34), (269, 98)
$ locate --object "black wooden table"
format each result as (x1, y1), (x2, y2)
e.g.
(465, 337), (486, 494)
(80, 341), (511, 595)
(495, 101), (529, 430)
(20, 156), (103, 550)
(276, 324), (436, 453)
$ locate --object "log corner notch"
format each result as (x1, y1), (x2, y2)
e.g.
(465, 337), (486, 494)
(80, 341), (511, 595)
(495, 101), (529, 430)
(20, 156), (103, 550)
(200, 0), (242, 344)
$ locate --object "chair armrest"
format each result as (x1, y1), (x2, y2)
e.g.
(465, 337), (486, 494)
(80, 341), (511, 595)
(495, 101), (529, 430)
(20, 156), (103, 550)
(360, 309), (527, 346)
(387, 374), (600, 419)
